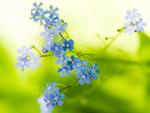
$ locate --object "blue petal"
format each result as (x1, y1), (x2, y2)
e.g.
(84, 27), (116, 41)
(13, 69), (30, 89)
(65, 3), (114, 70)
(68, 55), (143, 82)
(57, 100), (63, 106)
(59, 94), (65, 99)
(79, 78), (85, 85)
(85, 78), (91, 84)
(76, 73), (82, 78)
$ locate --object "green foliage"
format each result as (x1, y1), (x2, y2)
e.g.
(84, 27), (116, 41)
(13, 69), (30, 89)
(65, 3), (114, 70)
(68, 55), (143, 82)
(0, 33), (150, 113)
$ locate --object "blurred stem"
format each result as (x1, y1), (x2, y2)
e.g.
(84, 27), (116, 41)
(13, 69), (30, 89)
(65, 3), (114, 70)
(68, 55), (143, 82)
(59, 85), (73, 92)
(103, 27), (125, 54)
(32, 45), (52, 57)
(72, 50), (94, 58)
(32, 45), (42, 56)
(40, 54), (53, 57)
(60, 80), (78, 92)
(59, 33), (65, 40)
(59, 32), (71, 40)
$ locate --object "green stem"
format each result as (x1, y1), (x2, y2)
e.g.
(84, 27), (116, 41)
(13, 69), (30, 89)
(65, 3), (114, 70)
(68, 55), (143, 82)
(103, 27), (125, 54)
(32, 45), (52, 58)
(59, 33), (65, 40)
(72, 50), (94, 57)
(32, 45), (42, 56)
(60, 80), (78, 92)
(59, 85), (73, 92)
(40, 54), (53, 57)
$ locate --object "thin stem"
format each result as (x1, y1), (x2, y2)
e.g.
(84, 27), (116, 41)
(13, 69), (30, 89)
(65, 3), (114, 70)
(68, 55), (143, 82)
(59, 33), (65, 40)
(96, 33), (106, 46)
(60, 80), (78, 92)
(80, 53), (95, 57)
(32, 45), (42, 56)
(32, 45), (52, 58)
(59, 85), (73, 92)
(103, 27), (125, 54)
(40, 54), (53, 57)
(72, 50), (94, 57)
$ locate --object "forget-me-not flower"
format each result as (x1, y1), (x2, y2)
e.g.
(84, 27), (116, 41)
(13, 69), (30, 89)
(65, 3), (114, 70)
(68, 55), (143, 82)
(88, 64), (99, 80)
(76, 69), (91, 85)
(55, 54), (69, 66)
(37, 96), (53, 113)
(50, 42), (65, 57)
(16, 46), (41, 71)
(72, 58), (87, 72)
(31, 2), (47, 25)
(58, 66), (71, 76)
(124, 9), (146, 34)
(49, 89), (65, 106)
(62, 39), (74, 51)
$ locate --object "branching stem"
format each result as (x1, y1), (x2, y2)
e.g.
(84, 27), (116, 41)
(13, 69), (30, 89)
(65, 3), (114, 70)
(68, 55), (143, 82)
(103, 27), (125, 54)
(60, 80), (78, 92)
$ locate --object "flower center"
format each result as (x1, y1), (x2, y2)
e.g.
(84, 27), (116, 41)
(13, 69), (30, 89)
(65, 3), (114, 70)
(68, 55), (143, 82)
(55, 96), (58, 100)
(77, 63), (81, 67)
(47, 100), (50, 103)
(59, 57), (64, 61)
(92, 70), (95, 73)
(22, 57), (28, 62)
(48, 86), (52, 91)
(82, 75), (86, 79)
(55, 47), (59, 51)
(66, 44), (69, 47)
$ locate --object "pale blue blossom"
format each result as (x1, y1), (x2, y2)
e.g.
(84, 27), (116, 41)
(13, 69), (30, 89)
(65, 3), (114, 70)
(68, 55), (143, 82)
(16, 46), (41, 71)
(124, 9), (146, 34)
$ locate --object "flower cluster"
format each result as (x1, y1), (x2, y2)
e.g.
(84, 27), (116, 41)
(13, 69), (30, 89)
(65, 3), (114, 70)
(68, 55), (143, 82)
(16, 1), (147, 113)
(15, 2), (100, 113)
(31, 2), (67, 52)
(57, 55), (99, 84)
(38, 82), (65, 113)
(124, 9), (146, 34)
(16, 46), (41, 71)
(30, 2), (100, 85)
(30, 2), (99, 113)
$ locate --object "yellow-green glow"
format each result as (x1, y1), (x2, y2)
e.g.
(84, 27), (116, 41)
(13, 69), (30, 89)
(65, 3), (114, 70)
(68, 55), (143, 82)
(0, 0), (150, 113)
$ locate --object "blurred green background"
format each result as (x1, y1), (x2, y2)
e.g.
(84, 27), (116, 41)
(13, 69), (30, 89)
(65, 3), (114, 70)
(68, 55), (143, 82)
(0, 0), (150, 113)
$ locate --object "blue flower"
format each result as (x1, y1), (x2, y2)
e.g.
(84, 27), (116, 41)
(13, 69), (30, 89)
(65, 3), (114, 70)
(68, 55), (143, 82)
(88, 64), (99, 80)
(124, 23), (136, 34)
(72, 58), (87, 72)
(16, 46), (41, 71)
(44, 6), (59, 26)
(41, 24), (55, 53)
(66, 55), (75, 67)
(62, 39), (74, 51)
(49, 89), (65, 106)
(44, 82), (58, 95)
(44, 18), (67, 35)
(56, 54), (69, 65)
(76, 69), (91, 85)
(41, 24), (55, 40)
(31, 2), (47, 25)
(58, 66), (71, 76)
(37, 96), (53, 113)
(39, 82), (65, 111)
(52, 18), (67, 34)
(50, 42), (65, 57)
(124, 9), (146, 34)
(42, 42), (53, 54)
(31, 2), (43, 17)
